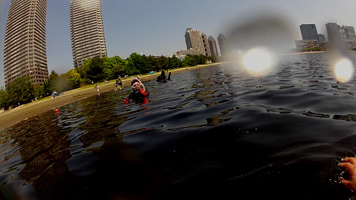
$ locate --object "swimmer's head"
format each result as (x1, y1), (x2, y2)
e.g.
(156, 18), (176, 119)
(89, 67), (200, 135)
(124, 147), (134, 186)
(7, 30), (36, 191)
(131, 79), (142, 91)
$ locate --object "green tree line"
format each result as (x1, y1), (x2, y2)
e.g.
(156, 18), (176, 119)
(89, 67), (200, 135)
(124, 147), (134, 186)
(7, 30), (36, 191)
(0, 53), (217, 110)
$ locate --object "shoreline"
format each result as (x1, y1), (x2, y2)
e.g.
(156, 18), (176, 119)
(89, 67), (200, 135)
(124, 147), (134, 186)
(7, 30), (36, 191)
(0, 62), (224, 131)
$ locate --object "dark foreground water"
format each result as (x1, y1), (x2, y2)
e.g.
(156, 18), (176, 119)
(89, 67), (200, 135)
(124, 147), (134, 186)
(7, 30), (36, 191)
(2, 53), (356, 200)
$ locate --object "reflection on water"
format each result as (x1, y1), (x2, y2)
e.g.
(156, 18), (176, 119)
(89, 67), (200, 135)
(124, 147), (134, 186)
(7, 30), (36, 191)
(2, 53), (356, 199)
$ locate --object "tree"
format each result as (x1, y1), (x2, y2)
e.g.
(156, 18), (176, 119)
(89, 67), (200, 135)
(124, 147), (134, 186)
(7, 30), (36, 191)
(0, 89), (9, 110)
(102, 57), (114, 80)
(42, 70), (59, 96)
(195, 54), (207, 64)
(65, 69), (81, 89)
(54, 74), (71, 93)
(140, 55), (150, 74)
(85, 57), (105, 82)
(75, 67), (89, 86)
(110, 56), (126, 77)
(6, 76), (35, 107)
(169, 55), (181, 68)
(33, 84), (41, 99)
(112, 63), (125, 77)
(82, 59), (92, 73)
(210, 56), (219, 63)
(76, 66), (86, 79)
(183, 55), (196, 66)
(156, 56), (168, 70)
(49, 70), (59, 91)
(125, 56), (140, 75)
(147, 55), (158, 71)
(41, 81), (50, 97)
(129, 53), (145, 74)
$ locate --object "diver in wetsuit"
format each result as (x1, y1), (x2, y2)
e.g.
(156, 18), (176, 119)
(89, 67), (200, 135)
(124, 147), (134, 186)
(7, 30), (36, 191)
(123, 78), (148, 104)
(157, 69), (172, 83)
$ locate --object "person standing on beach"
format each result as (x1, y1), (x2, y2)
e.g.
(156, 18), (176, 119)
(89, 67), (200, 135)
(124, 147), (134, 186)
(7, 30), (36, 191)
(95, 85), (99, 93)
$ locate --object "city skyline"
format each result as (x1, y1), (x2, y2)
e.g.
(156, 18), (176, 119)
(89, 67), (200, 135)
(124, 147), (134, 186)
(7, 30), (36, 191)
(2, 0), (356, 86)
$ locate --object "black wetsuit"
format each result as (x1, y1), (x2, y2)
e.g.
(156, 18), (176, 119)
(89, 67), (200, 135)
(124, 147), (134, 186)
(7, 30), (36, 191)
(124, 89), (149, 104)
(157, 70), (167, 82)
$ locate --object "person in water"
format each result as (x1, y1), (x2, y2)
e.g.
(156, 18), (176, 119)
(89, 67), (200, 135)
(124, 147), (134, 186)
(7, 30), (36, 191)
(156, 70), (167, 82)
(339, 157), (356, 191)
(115, 76), (123, 91)
(123, 78), (148, 104)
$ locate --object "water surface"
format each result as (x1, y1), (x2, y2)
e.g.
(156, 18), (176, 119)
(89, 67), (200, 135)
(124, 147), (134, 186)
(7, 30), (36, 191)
(2, 53), (356, 200)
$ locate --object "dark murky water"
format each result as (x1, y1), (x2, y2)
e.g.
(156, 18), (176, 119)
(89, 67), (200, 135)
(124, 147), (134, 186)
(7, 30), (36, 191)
(2, 53), (356, 200)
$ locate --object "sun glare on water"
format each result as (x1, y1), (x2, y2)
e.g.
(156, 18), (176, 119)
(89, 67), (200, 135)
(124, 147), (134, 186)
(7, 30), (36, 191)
(243, 48), (273, 76)
(334, 58), (354, 83)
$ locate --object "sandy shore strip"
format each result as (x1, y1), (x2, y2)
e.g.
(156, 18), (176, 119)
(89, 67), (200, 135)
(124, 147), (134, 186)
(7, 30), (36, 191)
(0, 62), (225, 131)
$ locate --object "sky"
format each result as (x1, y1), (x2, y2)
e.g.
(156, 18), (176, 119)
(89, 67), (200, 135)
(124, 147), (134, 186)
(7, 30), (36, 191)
(1, 0), (356, 87)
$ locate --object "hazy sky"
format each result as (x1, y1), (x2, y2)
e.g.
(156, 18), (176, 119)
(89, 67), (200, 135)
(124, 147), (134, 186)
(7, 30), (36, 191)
(1, 0), (356, 86)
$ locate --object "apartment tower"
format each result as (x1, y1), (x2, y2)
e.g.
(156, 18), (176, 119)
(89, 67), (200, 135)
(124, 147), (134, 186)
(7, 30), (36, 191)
(340, 25), (356, 41)
(300, 24), (319, 41)
(70, 0), (107, 68)
(208, 36), (218, 57)
(3, 0), (49, 86)
(185, 28), (207, 56)
(217, 34), (227, 56)
(326, 23), (341, 43)
(201, 33), (211, 56)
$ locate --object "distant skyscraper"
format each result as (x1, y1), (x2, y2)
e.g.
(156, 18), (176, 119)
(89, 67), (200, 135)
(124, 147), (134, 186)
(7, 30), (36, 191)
(3, 0), (49, 86)
(70, 0), (107, 68)
(208, 36), (218, 57)
(217, 34), (227, 56)
(185, 28), (207, 56)
(300, 24), (319, 41)
(318, 34), (326, 42)
(201, 33), (211, 56)
(340, 25), (356, 41)
(326, 22), (341, 42)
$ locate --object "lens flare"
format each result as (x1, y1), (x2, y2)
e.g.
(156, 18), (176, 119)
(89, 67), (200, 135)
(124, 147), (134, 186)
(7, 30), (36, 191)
(243, 48), (272, 75)
(334, 58), (354, 83)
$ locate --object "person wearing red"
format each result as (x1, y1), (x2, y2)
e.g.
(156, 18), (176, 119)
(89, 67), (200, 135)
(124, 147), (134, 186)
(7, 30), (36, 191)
(123, 78), (148, 104)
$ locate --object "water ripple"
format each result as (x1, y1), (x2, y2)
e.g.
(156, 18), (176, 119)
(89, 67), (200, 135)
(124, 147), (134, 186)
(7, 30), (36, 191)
(2, 53), (356, 199)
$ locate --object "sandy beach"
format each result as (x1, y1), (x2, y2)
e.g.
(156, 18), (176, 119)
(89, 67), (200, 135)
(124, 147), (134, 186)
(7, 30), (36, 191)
(0, 63), (224, 131)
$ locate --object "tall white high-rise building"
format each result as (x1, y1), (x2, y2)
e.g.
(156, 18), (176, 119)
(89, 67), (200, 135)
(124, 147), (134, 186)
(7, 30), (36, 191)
(70, 0), (107, 68)
(3, 0), (49, 86)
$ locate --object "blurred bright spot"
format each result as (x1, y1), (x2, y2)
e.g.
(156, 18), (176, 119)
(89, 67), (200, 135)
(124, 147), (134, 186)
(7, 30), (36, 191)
(334, 58), (354, 83)
(243, 48), (272, 74)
